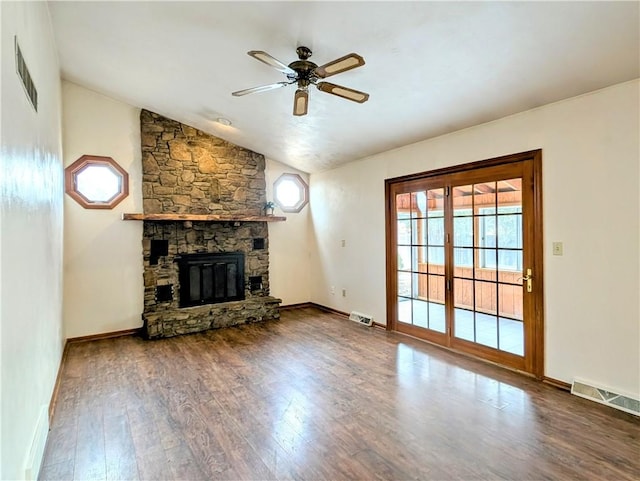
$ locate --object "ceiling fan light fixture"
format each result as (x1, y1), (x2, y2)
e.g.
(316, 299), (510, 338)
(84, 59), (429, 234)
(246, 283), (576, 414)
(293, 89), (309, 116)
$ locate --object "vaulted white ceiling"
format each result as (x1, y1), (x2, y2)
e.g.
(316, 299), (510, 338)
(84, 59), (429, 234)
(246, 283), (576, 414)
(49, 1), (639, 173)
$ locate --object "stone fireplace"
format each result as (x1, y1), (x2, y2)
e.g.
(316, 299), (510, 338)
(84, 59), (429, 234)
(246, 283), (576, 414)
(137, 110), (281, 339)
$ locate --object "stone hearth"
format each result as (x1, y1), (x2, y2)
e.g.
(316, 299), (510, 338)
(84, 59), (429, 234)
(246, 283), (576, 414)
(139, 110), (281, 339)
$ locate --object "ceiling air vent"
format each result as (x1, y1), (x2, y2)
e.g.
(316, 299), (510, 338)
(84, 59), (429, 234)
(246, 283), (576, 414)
(15, 36), (38, 112)
(349, 311), (373, 327)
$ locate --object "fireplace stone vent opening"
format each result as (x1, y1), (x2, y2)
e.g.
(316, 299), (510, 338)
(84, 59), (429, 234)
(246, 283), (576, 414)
(177, 252), (244, 308)
(150, 239), (169, 265)
(155, 284), (173, 303)
(249, 276), (263, 292)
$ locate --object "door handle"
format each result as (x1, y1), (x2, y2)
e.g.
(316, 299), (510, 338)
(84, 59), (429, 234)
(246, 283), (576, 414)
(517, 268), (533, 293)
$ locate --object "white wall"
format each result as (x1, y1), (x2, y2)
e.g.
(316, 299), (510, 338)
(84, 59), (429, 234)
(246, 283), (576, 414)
(309, 80), (640, 396)
(62, 81), (143, 338)
(0, 2), (64, 479)
(265, 159), (311, 305)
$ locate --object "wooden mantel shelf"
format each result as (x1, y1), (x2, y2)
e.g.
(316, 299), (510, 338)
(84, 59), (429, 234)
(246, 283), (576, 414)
(122, 213), (286, 222)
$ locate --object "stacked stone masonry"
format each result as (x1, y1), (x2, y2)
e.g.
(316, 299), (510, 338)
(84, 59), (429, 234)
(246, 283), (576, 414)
(141, 109), (267, 215)
(144, 298), (281, 339)
(139, 110), (280, 338)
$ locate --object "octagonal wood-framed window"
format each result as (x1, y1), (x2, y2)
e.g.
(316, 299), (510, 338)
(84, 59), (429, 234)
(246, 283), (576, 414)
(274, 173), (309, 213)
(65, 155), (129, 209)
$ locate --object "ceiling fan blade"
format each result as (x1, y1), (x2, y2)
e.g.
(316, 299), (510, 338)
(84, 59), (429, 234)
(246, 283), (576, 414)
(293, 89), (309, 116)
(247, 50), (296, 76)
(232, 82), (290, 97)
(316, 82), (369, 103)
(314, 53), (365, 78)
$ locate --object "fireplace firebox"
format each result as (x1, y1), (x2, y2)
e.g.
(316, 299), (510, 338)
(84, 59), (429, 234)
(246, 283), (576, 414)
(176, 252), (244, 307)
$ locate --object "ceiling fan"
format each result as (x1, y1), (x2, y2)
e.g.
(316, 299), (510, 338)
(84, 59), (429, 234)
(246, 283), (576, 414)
(232, 46), (369, 116)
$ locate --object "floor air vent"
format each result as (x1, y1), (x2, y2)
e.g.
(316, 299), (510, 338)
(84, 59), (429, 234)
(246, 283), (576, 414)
(349, 311), (373, 327)
(571, 378), (639, 416)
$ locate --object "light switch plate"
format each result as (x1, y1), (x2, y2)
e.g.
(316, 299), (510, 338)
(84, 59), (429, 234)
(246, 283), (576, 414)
(552, 242), (563, 256)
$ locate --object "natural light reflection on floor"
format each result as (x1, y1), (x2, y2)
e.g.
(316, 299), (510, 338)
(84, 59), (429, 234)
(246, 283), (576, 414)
(271, 391), (311, 464)
(395, 342), (529, 422)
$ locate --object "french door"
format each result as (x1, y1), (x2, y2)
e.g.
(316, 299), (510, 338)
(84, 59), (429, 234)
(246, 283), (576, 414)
(385, 151), (543, 376)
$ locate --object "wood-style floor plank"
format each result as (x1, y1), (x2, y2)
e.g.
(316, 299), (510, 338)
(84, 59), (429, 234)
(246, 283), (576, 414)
(104, 414), (139, 481)
(40, 307), (640, 480)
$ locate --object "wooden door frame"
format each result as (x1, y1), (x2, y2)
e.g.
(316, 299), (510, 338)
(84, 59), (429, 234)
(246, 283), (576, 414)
(385, 149), (544, 378)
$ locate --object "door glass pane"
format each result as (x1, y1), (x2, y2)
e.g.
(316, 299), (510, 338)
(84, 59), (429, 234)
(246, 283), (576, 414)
(453, 185), (473, 214)
(480, 247), (497, 269)
(454, 308), (474, 342)
(478, 214), (496, 247)
(474, 255), (496, 282)
(397, 219), (411, 244)
(475, 280), (497, 318)
(412, 218), (427, 245)
(396, 193), (411, 218)
(474, 182), (496, 210)
(475, 313), (498, 349)
(411, 191), (427, 218)
(427, 217), (444, 246)
(412, 247), (428, 272)
(427, 188), (445, 214)
(427, 274), (445, 304)
(499, 318), (524, 355)
(427, 217), (444, 245)
(453, 247), (473, 272)
(476, 275), (498, 349)
(497, 178), (522, 209)
(498, 282), (523, 321)
(453, 277), (473, 311)
(428, 246), (445, 266)
(429, 302), (446, 333)
(411, 272), (419, 298)
(428, 275), (446, 333)
(497, 214), (522, 248)
(453, 216), (473, 247)
(427, 261), (444, 276)
(494, 249), (522, 271)
(398, 297), (412, 323)
(412, 298), (428, 328)
(398, 272), (411, 297)
(398, 246), (411, 271)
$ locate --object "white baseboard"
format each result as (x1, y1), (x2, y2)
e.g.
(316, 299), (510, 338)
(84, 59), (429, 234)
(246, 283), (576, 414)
(24, 405), (49, 480)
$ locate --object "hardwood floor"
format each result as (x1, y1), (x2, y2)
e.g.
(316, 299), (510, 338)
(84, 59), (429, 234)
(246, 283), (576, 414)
(40, 307), (639, 480)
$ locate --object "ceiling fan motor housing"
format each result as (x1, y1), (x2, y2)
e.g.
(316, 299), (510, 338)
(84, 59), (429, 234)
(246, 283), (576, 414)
(288, 47), (318, 88)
